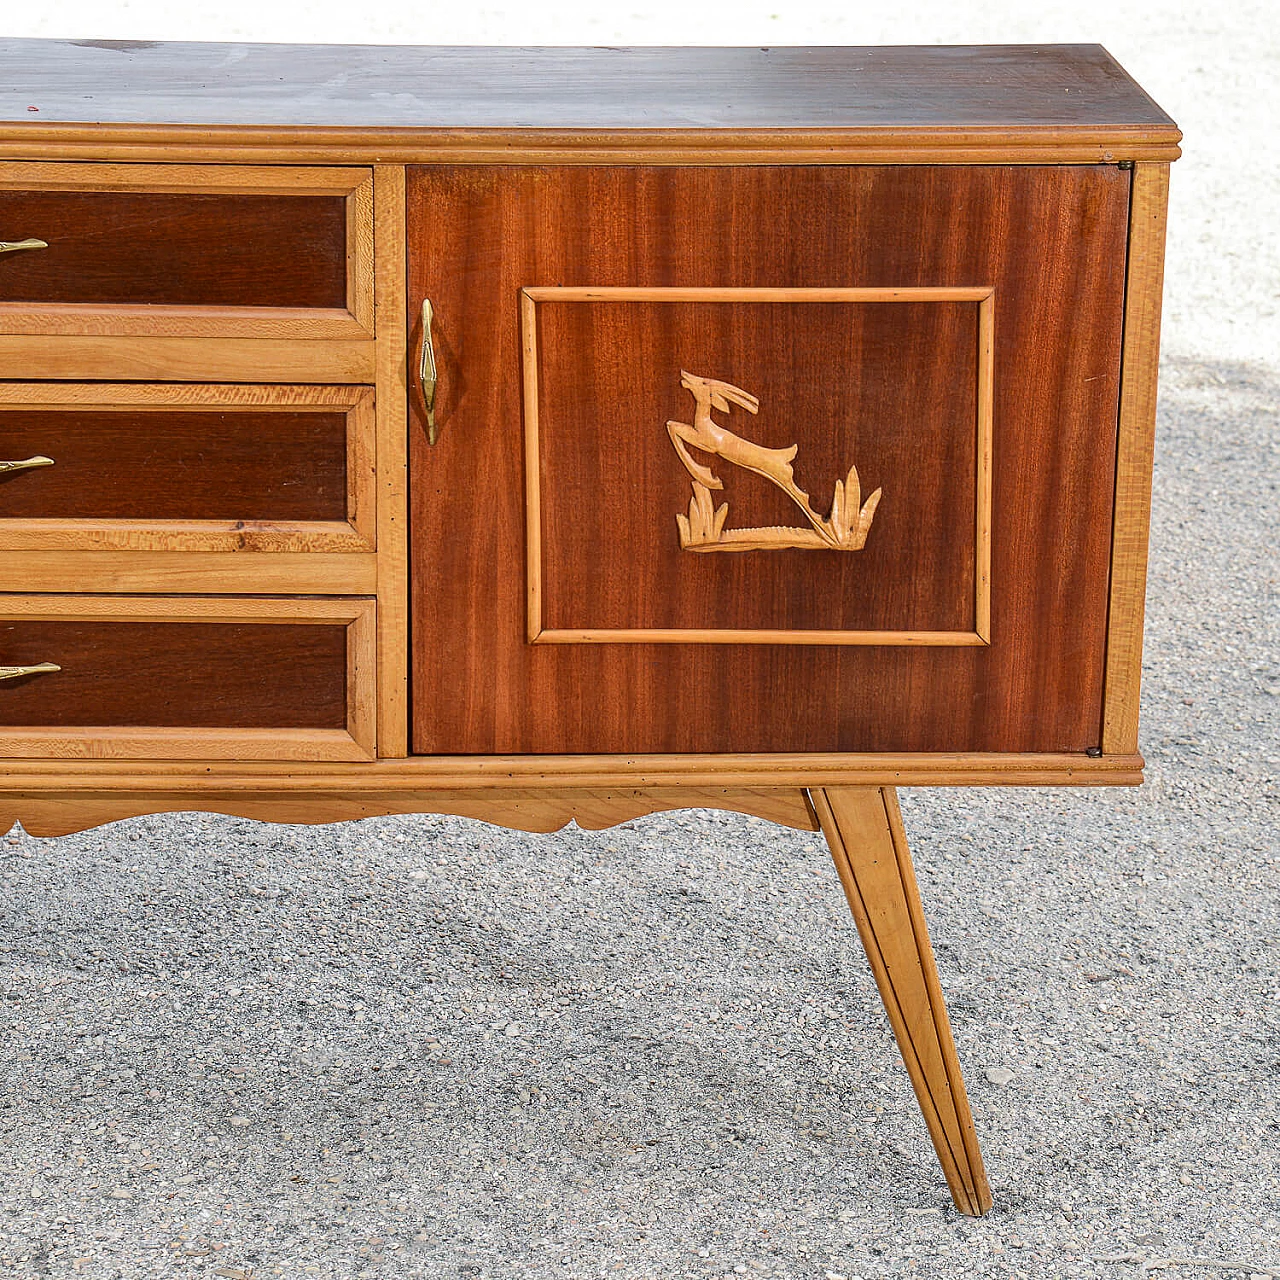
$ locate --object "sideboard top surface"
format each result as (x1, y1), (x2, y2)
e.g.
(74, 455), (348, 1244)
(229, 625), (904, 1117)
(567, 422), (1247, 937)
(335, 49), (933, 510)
(0, 40), (1177, 142)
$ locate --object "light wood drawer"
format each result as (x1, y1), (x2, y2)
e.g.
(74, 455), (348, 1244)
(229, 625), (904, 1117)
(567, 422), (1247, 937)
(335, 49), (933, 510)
(0, 383), (374, 553)
(0, 596), (374, 761)
(0, 162), (373, 339)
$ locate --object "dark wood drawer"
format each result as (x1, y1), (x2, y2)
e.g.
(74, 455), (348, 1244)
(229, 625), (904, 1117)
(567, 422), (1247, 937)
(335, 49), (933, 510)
(0, 162), (373, 340)
(0, 596), (374, 760)
(0, 384), (374, 552)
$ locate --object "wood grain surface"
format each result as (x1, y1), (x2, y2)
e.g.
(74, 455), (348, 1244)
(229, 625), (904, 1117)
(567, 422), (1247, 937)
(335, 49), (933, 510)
(0, 408), (347, 521)
(812, 786), (992, 1214)
(0, 620), (347, 728)
(0, 42), (1177, 132)
(408, 164), (1131, 755)
(0, 786), (820, 839)
(0, 189), (345, 309)
(526, 294), (980, 637)
(1102, 162), (1171, 755)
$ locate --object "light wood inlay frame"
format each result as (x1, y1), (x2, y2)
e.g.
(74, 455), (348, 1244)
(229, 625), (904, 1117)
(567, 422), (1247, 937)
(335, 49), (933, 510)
(0, 594), (375, 762)
(0, 161), (374, 340)
(521, 286), (994, 646)
(0, 382), (375, 554)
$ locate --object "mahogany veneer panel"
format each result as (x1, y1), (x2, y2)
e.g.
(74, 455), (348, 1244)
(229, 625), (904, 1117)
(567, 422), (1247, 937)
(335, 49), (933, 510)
(407, 164), (1130, 755)
(0, 408), (347, 522)
(530, 295), (979, 637)
(0, 621), (347, 728)
(0, 190), (346, 309)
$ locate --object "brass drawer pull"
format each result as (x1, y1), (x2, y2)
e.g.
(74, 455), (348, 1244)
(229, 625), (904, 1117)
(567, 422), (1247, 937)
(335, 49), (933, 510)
(0, 237), (48, 255)
(420, 297), (439, 444)
(0, 662), (60, 681)
(0, 455), (54, 474)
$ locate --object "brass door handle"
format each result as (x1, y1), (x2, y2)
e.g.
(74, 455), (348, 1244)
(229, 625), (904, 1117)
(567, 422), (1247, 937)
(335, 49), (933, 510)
(0, 662), (60, 681)
(420, 297), (439, 445)
(0, 238), (48, 254)
(0, 455), (54, 474)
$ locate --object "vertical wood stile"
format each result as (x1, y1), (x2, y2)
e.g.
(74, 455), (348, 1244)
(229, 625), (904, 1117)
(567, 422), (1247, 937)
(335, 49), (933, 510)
(374, 165), (409, 756)
(1102, 161), (1170, 755)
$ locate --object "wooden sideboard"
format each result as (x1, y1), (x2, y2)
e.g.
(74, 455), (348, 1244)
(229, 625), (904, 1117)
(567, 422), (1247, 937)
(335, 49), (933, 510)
(0, 41), (1179, 1216)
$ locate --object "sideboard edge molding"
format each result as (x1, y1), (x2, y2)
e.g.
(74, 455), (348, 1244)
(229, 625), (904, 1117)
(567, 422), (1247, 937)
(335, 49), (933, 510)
(0, 752), (1144, 790)
(0, 126), (1182, 167)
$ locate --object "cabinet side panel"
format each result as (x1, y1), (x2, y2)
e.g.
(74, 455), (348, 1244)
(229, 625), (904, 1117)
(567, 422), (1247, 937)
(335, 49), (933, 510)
(1102, 161), (1170, 755)
(407, 165), (1130, 755)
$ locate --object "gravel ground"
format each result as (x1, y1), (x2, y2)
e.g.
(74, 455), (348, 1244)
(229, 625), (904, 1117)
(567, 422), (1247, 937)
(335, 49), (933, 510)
(3, 3), (1279, 1279)
(1, 367), (1274, 1280)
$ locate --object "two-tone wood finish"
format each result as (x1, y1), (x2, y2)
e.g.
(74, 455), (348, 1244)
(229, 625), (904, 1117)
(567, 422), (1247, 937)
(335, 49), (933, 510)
(0, 383), (374, 552)
(0, 596), (374, 761)
(0, 162), (375, 383)
(409, 164), (1130, 756)
(520, 286), (993, 646)
(0, 163), (372, 336)
(0, 43), (1180, 1222)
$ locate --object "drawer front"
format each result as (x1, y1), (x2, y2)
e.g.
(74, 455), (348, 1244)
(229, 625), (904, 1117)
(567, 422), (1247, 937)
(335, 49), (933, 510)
(0, 163), (373, 339)
(0, 384), (374, 552)
(407, 163), (1131, 756)
(0, 596), (374, 760)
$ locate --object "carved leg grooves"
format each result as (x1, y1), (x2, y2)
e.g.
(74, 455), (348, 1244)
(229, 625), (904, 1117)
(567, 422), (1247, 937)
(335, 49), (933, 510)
(810, 785), (993, 1217)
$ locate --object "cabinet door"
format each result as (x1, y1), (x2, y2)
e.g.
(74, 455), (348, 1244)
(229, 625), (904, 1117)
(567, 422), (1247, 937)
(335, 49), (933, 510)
(406, 165), (1130, 755)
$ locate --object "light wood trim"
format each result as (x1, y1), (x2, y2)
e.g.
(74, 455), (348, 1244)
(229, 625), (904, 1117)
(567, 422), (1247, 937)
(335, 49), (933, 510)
(0, 382), (369, 410)
(345, 601), (377, 760)
(0, 551), (375, 594)
(373, 165), (409, 757)
(524, 286), (995, 304)
(811, 786), (992, 1215)
(0, 752), (1144, 789)
(975, 292), (994, 643)
(521, 288), (544, 643)
(1102, 162), (1170, 755)
(1, 786), (819, 839)
(0, 162), (376, 340)
(0, 336), (376, 383)
(0, 382), (376, 555)
(0, 727), (369, 763)
(0, 305), (369, 340)
(346, 387), (377, 549)
(522, 286), (993, 646)
(0, 523), (372, 556)
(0, 594), (371, 625)
(0, 595), (375, 762)
(347, 171), (376, 335)
(0, 160), (374, 195)
(0, 124), (1184, 167)
(535, 628), (988, 647)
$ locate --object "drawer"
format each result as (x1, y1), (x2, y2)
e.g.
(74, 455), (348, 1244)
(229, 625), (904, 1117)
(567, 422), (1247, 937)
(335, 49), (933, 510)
(0, 384), (374, 552)
(407, 163), (1131, 755)
(0, 162), (373, 340)
(0, 596), (374, 760)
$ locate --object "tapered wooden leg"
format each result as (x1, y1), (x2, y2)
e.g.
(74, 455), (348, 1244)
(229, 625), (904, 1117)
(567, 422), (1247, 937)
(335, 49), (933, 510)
(810, 785), (993, 1216)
